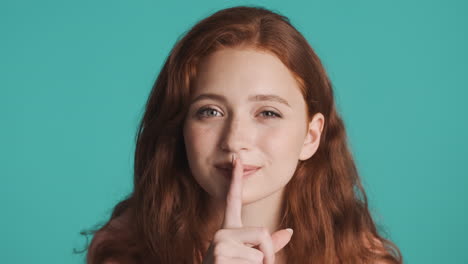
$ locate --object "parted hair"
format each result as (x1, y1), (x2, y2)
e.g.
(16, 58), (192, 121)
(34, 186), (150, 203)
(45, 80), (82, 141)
(83, 5), (403, 264)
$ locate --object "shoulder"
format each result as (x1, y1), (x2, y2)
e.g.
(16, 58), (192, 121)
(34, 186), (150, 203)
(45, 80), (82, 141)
(87, 230), (118, 264)
(364, 235), (385, 251)
(87, 210), (131, 264)
(362, 235), (399, 264)
(362, 234), (386, 255)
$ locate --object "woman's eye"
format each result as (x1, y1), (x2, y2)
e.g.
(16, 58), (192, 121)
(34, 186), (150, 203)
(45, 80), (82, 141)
(196, 107), (222, 118)
(260, 110), (281, 119)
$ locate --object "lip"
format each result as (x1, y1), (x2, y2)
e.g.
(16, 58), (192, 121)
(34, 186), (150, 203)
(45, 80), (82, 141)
(215, 166), (261, 179)
(215, 162), (261, 171)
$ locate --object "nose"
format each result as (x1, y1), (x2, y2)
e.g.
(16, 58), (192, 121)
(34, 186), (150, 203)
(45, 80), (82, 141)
(219, 115), (254, 153)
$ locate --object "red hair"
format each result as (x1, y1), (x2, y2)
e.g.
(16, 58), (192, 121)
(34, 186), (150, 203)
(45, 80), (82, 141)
(82, 5), (403, 263)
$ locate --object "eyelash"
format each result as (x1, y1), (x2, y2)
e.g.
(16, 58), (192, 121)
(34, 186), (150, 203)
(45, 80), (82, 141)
(196, 107), (282, 119)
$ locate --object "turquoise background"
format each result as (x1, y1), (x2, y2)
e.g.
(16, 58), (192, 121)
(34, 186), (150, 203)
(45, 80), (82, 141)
(1, 0), (467, 263)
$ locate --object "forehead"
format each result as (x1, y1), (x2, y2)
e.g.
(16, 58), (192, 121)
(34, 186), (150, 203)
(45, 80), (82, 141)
(192, 48), (304, 106)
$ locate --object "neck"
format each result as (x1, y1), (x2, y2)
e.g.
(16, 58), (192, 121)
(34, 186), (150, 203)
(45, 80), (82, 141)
(239, 187), (285, 233)
(210, 187), (286, 231)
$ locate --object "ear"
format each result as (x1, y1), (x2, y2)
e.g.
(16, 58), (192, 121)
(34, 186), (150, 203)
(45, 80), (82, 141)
(299, 113), (325, 161)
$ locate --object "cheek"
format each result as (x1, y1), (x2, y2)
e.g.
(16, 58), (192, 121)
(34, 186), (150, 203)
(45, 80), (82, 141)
(183, 124), (220, 194)
(183, 123), (222, 191)
(256, 122), (305, 182)
(258, 123), (304, 159)
(184, 124), (217, 156)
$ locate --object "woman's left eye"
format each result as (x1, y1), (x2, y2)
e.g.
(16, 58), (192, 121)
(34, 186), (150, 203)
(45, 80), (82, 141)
(260, 110), (281, 118)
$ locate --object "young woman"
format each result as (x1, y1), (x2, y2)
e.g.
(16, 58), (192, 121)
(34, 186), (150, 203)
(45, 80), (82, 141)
(84, 5), (402, 264)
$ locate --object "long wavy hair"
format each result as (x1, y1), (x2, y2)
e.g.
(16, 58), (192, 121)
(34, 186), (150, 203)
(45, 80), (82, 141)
(81, 5), (403, 264)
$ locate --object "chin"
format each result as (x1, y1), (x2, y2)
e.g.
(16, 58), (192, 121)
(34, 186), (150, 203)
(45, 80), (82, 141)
(243, 186), (284, 205)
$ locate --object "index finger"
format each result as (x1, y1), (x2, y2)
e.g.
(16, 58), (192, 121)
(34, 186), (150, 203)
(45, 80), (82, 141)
(221, 153), (244, 229)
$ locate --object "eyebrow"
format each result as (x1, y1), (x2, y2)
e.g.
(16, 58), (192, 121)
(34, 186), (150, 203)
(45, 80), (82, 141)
(190, 93), (291, 107)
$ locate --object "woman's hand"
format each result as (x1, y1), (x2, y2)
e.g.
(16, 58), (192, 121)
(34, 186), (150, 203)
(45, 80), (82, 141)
(202, 154), (293, 264)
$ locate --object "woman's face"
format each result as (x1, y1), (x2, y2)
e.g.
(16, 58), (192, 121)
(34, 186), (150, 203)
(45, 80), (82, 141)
(183, 48), (324, 204)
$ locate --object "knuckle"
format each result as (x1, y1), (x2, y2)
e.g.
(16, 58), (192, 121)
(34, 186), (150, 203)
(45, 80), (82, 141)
(213, 229), (226, 242)
(258, 227), (270, 238)
(213, 255), (226, 264)
(254, 250), (264, 262)
(213, 243), (227, 257)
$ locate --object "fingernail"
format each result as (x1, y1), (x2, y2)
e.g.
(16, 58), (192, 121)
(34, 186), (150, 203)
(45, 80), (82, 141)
(232, 154), (237, 165)
(286, 228), (293, 235)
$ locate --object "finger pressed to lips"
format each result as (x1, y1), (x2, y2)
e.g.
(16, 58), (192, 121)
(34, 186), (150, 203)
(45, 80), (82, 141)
(222, 153), (244, 229)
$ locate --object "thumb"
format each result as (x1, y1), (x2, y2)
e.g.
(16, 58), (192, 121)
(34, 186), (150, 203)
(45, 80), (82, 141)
(271, 228), (293, 252)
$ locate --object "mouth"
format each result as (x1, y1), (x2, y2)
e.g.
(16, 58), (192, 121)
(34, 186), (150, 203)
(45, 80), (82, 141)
(215, 166), (261, 178)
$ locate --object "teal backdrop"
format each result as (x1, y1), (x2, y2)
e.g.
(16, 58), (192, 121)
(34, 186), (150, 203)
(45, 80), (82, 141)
(1, 0), (467, 263)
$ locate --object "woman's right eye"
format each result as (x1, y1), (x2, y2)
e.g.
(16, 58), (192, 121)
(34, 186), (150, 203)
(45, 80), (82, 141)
(196, 107), (222, 118)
